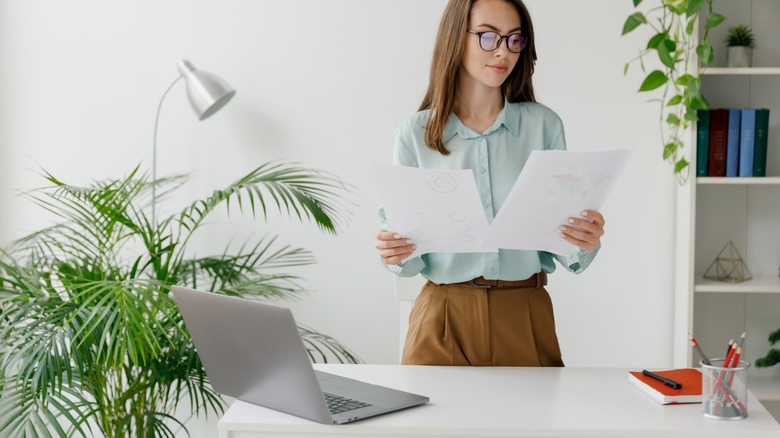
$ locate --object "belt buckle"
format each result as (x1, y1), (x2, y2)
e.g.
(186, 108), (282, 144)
(468, 279), (492, 289)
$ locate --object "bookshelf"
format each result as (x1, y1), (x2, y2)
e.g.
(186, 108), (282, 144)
(674, 0), (780, 417)
(704, 67), (780, 76)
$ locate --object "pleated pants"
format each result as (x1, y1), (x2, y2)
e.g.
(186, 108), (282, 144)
(401, 280), (564, 366)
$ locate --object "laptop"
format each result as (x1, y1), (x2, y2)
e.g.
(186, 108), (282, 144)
(171, 286), (429, 424)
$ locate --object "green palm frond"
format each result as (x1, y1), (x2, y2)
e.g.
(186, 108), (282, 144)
(299, 326), (360, 364)
(217, 274), (311, 300)
(177, 161), (354, 236)
(68, 280), (174, 366)
(39, 167), (145, 240)
(176, 235), (315, 296)
(0, 379), (93, 438)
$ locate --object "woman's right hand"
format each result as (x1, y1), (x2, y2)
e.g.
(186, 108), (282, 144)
(375, 230), (416, 265)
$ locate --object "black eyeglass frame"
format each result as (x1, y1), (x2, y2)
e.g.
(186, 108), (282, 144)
(466, 29), (527, 53)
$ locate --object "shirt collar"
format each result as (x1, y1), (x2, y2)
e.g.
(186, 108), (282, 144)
(442, 97), (520, 143)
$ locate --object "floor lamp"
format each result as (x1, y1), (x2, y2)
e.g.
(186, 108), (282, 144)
(152, 59), (236, 226)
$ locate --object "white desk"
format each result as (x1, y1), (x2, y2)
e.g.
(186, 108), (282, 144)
(218, 364), (780, 438)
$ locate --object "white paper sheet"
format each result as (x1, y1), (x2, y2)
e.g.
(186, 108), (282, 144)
(482, 148), (632, 255)
(374, 163), (498, 259)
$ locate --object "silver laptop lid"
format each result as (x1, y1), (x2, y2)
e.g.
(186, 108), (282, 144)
(171, 286), (332, 423)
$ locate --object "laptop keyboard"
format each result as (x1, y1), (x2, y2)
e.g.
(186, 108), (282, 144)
(323, 392), (372, 415)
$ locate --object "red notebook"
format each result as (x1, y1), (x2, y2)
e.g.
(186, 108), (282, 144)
(627, 369), (702, 404)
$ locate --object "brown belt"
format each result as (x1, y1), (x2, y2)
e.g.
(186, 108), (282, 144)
(457, 272), (547, 289)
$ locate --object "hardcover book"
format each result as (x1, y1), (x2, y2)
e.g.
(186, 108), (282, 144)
(739, 108), (757, 177)
(726, 109), (741, 177)
(753, 108), (770, 177)
(707, 109), (729, 176)
(627, 369), (703, 405)
(696, 110), (710, 177)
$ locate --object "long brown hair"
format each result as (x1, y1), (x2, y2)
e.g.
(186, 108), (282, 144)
(419, 0), (537, 155)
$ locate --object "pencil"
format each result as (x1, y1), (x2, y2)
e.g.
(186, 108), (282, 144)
(727, 347), (742, 387)
(723, 343), (737, 368)
(736, 331), (746, 350)
(726, 339), (734, 356)
(710, 344), (735, 399)
(689, 333), (711, 366)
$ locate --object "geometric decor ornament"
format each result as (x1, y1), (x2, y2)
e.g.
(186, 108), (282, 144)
(703, 240), (753, 283)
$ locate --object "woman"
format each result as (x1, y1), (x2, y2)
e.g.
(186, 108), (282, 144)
(375, 0), (605, 367)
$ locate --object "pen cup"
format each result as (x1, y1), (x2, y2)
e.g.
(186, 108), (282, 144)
(700, 358), (750, 420)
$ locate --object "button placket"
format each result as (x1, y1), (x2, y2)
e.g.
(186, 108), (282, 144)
(476, 136), (493, 217)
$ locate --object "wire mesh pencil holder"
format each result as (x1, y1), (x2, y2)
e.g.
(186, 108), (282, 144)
(703, 240), (752, 283)
(700, 358), (750, 420)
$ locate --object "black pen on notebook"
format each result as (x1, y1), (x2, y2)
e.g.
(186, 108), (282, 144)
(642, 370), (683, 390)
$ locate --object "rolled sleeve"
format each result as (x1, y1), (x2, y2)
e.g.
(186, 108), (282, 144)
(556, 243), (601, 274)
(384, 255), (426, 277)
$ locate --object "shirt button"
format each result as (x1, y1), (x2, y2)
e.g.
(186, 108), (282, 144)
(490, 268), (497, 275)
(480, 167), (486, 174)
(483, 202), (489, 208)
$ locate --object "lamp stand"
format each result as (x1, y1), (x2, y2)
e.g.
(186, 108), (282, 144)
(151, 75), (183, 228)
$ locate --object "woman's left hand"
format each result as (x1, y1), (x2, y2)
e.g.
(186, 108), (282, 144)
(559, 210), (604, 252)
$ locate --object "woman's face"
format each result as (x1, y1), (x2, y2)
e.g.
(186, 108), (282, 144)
(460, 0), (522, 91)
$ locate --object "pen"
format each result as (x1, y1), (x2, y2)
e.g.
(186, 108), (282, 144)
(642, 370), (683, 390)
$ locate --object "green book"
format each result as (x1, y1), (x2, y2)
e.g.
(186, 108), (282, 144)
(753, 108), (770, 177)
(696, 110), (710, 177)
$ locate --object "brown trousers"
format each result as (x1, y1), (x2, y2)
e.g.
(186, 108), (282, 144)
(401, 280), (564, 366)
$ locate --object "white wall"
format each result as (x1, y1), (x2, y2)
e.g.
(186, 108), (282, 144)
(0, 0), (678, 436)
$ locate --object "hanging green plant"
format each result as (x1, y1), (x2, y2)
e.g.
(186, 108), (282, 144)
(622, 0), (725, 183)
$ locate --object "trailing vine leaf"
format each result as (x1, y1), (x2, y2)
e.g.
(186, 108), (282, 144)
(705, 12), (725, 30)
(622, 0), (724, 183)
(622, 12), (647, 35)
(639, 70), (668, 91)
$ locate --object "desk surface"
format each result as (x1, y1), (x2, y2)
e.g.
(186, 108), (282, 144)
(218, 364), (780, 438)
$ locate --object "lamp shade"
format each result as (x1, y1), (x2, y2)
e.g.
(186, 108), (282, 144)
(177, 59), (236, 121)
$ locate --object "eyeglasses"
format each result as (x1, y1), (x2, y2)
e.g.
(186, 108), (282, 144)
(466, 29), (527, 53)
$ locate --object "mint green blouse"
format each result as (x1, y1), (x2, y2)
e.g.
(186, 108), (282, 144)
(379, 100), (600, 284)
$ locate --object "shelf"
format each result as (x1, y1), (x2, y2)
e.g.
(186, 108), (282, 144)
(673, 0), (780, 371)
(697, 176), (780, 185)
(750, 374), (780, 401)
(695, 275), (780, 293)
(703, 67), (780, 75)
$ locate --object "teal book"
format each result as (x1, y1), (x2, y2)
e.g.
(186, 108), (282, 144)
(739, 109), (756, 177)
(753, 108), (770, 177)
(726, 109), (741, 177)
(696, 110), (710, 177)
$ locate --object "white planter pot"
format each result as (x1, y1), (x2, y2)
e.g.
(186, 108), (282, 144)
(727, 46), (753, 68)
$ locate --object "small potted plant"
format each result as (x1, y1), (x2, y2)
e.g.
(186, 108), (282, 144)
(756, 328), (780, 369)
(726, 24), (756, 68)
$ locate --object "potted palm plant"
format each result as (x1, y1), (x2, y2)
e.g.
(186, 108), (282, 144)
(726, 24), (756, 68)
(0, 162), (357, 437)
